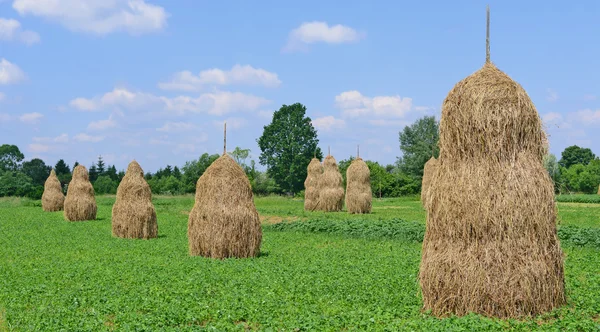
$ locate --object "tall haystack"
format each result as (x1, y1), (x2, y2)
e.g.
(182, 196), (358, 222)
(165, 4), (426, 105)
(112, 160), (157, 239)
(42, 169), (64, 211)
(419, 7), (565, 318)
(64, 165), (97, 221)
(304, 157), (323, 211)
(345, 146), (371, 214)
(188, 123), (262, 258)
(317, 150), (344, 212)
(420, 156), (438, 208)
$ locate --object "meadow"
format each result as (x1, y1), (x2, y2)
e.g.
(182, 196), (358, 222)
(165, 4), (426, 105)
(0, 196), (599, 331)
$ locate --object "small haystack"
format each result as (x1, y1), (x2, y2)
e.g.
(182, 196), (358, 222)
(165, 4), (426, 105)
(42, 169), (64, 211)
(112, 160), (157, 239)
(420, 156), (438, 208)
(419, 7), (565, 318)
(345, 146), (371, 214)
(317, 149), (344, 212)
(188, 123), (262, 258)
(304, 157), (323, 211)
(64, 165), (97, 221)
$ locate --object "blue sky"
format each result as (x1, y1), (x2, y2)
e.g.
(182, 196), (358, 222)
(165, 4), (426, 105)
(1, 0), (600, 172)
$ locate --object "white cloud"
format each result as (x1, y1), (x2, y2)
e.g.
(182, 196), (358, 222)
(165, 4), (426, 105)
(33, 133), (69, 143)
(0, 18), (40, 45)
(335, 90), (413, 118)
(28, 143), (50, 153)
(312, 116), (346, 131)
(542, 112), (562, 123)
(415, 106), (434, 112)
(88, 115), (117, 131)
(213, 117), (246, 130)
(19, 112), (43, 124)
(70, 97), (99, 111)
(159, 65), (281, 91)
(546, 88), (558, 102)
(12, 0), (168, 36)
(368, 119), (410, 127)
(0, 58), (26, 85)
(74, 133), (104, 142)
(284, 21), (364, 52)
(157, 121), (196, 132)
(54, 133), (69, 143)
(574, 109), (600, 124)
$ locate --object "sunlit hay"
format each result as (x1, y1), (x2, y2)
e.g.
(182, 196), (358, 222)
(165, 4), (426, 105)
(421, 157), (438, 208)
(112, 160), (157, 239)
(345, 157), (371, 214)
(304, 158), (323, 211)
(64, 165), (97, 221)
(419, 61), (566, 318)
(317, 155), (344, 212)
(188, 154), (262, 258)
(42, 169), (64, 212)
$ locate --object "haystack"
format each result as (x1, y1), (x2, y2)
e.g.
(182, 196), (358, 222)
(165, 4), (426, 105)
(317, 152), (344, 212)
(112, 160), (157, 239)
(188, 123), (262, 258)
(419, 7), (565, 318)
(64, 165), (97, 221)
(345, 147), (371, 214)
(304, 157), (323, 211)
(42, 169), (64, 211)
(420, 156), (438, 208)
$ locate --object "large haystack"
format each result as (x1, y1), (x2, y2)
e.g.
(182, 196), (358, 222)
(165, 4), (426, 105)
(304, 158), (323, 211)
(419, 7), (565, 318)
(64, 165), (97, 221)
(420, 157), (438, 208)
(42, 169), (64, 211)
(317, 154), (344, 212)
(345, 157), (371, 214)
(188, 123), (262, 258)
(112, 160), (157, 239)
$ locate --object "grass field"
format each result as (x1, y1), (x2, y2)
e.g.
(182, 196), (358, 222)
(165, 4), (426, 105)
(1, 195), (599, 330)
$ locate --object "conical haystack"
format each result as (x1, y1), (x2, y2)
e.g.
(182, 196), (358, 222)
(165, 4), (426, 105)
(188, 123), (262, 258)
(419, 7), (565, 318)
(317, 154), (344, 212)
(112, 160), (157, 239)
(42, 169), (64, 211)
(304, 158), (323, 211)
(64, 165), (97, 221)
(420, 157), (438, 208)
(345, 157), (371, 214)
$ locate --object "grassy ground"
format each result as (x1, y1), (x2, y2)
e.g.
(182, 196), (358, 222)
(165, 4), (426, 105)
(0, 196), (599, 330)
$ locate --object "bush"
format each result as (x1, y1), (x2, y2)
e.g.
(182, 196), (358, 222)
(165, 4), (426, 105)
(556, 194), (600, 204)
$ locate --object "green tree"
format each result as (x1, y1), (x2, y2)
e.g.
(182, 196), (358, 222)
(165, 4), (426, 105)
(559, 145), (595, 168)
(94, 175), (117, 194)
(89, 165), (99, 182)
(72, 161), (80, 171)
(105, 165), (118, 182)
(173, 166), (182, 179)
(96, 156), (106, 174)
(229, 147), (251, 168)
(0, 171), (33, 197)
(181, 153), (220, 193)
(397, 116), (439, 178)
(21, 158), (51, 187)
(54, 159), (70, 176)
(0, 144), (25, 172)
(257, 103), (323, 194)
(543, 154), (562, 193)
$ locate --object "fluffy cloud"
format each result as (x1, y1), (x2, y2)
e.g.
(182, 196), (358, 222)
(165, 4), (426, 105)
(12, 0), (168, 35)
(0, 18), (40, 44)
(212, 117), (246, 130)
(284, 21), (364, 52)
(335, 90), (413, 118)
(159, 65), (281, 91)
(542, 112), (562, 123)
(19, 112), (43, 124)
(28, 143), (51, 153)
(312, 116), (346, 131)
(74, 133), (104, 142)
(88, 115), (117, 131)
(157, 121), (196, 132)
(574, 109), (600, 124)
(0, 58), (26, 84)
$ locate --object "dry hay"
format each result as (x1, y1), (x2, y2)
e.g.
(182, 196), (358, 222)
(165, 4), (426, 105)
(42, 169), (64, 212)
(420, 157), (438, 208)
(345, 157), (371, 214)
(188, 154), (262, 258)
(304, 158), (323, 211)
(316, 155), (344, 212)
(64, 165), (97, 221)
(112, 160), (157, 239)
(419, 59), (566, 318)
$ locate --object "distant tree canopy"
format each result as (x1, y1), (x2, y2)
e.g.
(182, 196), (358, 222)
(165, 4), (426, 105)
(397, 116), (439, 178)
(559, 145), (595, 169)
(0, 144), (25, 172)
(258, 103), (323, 194)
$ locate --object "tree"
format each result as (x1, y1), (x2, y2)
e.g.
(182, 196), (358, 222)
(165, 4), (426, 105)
(0, 171), (33, 197)
(257, 103), (323, 194)
(89, 165), (99, 182)
(96, 156), (106, 174)
(397, 116), (439, 178)
(0, 144), (25, 172)
(72, 161), (80, 171)
(181, 153), (220, 193)
(54, 159), (70, 175)
(173, 166), (182, 179)
(94, 175), (117, 194)
(229, 147), (251, 166)
(559, 145), (595, 168)
(105, 165), (118, 182)
(21, 158), (51, 187)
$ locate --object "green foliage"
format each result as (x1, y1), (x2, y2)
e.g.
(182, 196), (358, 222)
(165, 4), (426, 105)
(93, 175), (118, 195)
(0, 171), (33, 197)
(559, 145), (596, 168)
(181, 153), (220, 193)
(250, 171), (281, 196)
(258, 103), (323, 194)
(88, 164), (99, 182)
(148, 175), (182, 195)
(556, 194), (600, 204)
(21, 158), (51, 187)
(96, 155), (106, 174)
(397, 115), (439, 178)
(54, 159), (70, 176)
(0, 144), (24, 172)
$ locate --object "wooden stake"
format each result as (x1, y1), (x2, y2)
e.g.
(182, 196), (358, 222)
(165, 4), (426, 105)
(486, 5), (490, 63)
(223, 121), (227, 155)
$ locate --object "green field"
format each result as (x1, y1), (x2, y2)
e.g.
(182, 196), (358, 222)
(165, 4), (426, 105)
(1, 196), (599, 331)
